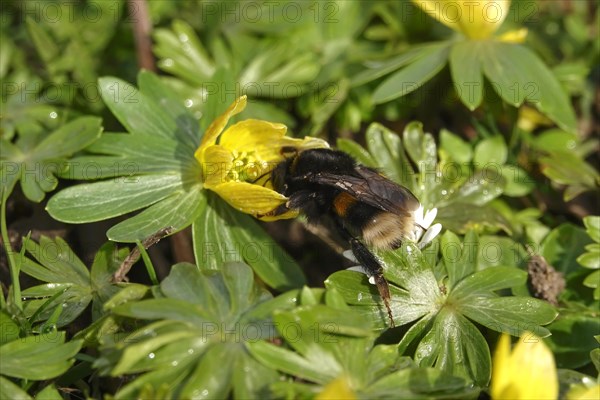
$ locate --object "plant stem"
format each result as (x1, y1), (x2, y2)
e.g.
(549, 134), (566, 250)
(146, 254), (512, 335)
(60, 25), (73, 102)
(0, 188), (22, 310)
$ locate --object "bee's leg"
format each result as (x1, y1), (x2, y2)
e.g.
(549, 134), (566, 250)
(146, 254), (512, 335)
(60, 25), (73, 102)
(257, 202), (290, 218)
(257, 190), (313, 218)
(348, 238), (395, 328)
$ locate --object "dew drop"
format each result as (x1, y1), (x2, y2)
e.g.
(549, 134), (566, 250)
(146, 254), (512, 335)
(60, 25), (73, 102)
(49, 111), (58, 119)
(148, 352), (155, 359)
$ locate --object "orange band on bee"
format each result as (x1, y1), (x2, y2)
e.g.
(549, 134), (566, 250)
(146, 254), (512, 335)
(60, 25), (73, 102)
(333, 192), (357, 217)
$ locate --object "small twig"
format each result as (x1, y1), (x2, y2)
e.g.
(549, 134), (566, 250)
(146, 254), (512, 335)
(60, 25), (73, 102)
(129, 0), (155, 71)
(113, 227), (174, 283)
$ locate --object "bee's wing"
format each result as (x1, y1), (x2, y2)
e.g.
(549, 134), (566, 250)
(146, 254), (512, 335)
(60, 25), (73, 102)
(306, 167), (419, 214)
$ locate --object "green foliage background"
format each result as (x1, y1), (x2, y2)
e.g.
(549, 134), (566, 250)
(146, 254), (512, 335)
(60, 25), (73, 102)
(0, 1), (598, 399)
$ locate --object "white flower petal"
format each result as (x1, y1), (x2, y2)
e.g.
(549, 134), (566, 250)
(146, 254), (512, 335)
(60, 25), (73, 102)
(422, 207), (438, 229)
(418, 223), (442, 249)
(412, 204), (425, 226)
(346, 265), (377, 285)
(346, 265), (369, 275)
(342, 249), (359, 263)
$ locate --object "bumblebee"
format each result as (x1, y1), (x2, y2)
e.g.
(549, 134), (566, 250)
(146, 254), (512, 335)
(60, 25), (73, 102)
(261, 148), (420, 326)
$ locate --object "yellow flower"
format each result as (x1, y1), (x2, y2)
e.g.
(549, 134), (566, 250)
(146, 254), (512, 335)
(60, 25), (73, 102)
(491, 332), (558, 400)
(316, 376), (356, 400)
(413, 0), (512, 39)
(195, 96), (328, 220)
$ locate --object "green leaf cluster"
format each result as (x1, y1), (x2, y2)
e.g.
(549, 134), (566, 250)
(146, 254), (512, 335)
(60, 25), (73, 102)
(328, 232), (556, 385)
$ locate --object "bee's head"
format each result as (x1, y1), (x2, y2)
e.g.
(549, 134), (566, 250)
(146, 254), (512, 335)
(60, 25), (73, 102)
(270, 158), (293, 194)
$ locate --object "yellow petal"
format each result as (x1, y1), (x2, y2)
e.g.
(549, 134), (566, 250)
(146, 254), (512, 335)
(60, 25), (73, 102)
(201, 145), (234, 188)
(491, 333), (512, 399)
(413, 0), (511, 39)
(316, 376), (356, 400)
(498, 28), (528, 43)
(509, 335), (557, 399)
(195, 96), (248, 161)
(491, 332), (558, 400)
(220, 119), (329, 162)
(219, 119), (288, 149)
(209, 181), (297, 219)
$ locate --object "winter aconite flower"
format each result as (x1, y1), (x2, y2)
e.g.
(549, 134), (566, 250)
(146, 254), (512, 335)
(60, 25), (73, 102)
(413, 0), (523, 41)
(195, 96), (328, 220)
(491, 332), (558, 400)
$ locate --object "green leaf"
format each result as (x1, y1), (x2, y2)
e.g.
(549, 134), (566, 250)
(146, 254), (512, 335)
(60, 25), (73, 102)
(449, 41), (484, 110)
(232, 350), (280, 400)
(579, 249), (600, 270)
(366, 123), (416, 191)
(0, 332), (82, 380)
(113, 298), (213, 327)
(33, 384), (62, 400)
(373, 43), (450, 104)
(179, 343), (235, 399)
(450, 267), (527, 299)
(22, 236), (88, 284)
(541, 223), (592, 277)
(474, 136), (507, 166)
(546, 314), (600, 369)
(480, 42), (577, 133)
(107, 184), (205, 242)
(194, 194), (306, 291)
(99, 262), (289, 399)
(539, 151), (599, 200)
(0, 312), (20, 346)
(477, 236), (528, 270)
(501, 165), (534, 197)
(451, 170), (505, 206)
(415, 310), (491, 386)
(583, 270), (600, 299)
(444, 230), (479, 289)
(137, 70), (200, 150)
(365, 367), (473, 398)
(247, 340), (329, 384)
(351, 45), (435, 86)
(47, 174), (184, 223)
(19, 236), (106, 327)
(403, 122), (437, 179)
(25, 17), (59, 64)
(436, 203), (510, 234)
(0, 376), (32, 400)
(583, 216), (600, 243)
(336, 139), (376, 167)
(34, 117), (102, 159)
(98, 77), (188, 144)
(458, 297), (556, 337)
(90, 242), (128, 319)
(154, 20), (215, 85)
(439, 129), (472, 164)
(0, 117), (102, 202)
